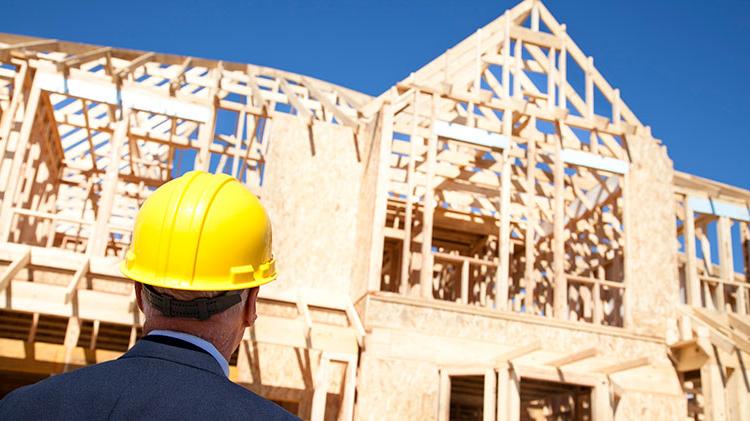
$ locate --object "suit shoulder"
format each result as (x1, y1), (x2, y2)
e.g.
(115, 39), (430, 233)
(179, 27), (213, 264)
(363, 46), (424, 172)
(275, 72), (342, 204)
(218, 381), (299, 420)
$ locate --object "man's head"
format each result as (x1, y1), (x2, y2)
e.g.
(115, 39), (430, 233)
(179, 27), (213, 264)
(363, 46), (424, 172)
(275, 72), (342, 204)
(134, 284), (260, 359)
(121, 171), (277, 358)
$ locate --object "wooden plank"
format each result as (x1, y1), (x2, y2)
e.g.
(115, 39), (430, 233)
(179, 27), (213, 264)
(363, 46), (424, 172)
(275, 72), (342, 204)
(508, 368), (520, 421)
(560, 148), (628, 175)
(400, 92), (418, 294)
(340, 356), (357, 421)
(434, 121), (509, 149)
(592, 379), (613, 421)
(689, 197), (750, 222)
(496, 365), (509, 421)
(494, 340), (541, 364)
(598, 356), (650, 374)
(0, 248), (31, 291)
(523, 138), (537, 313)
(64, 258), (90, 303)
(460, 259), (470, 305)
(553, 132), (567, 319)
(496, 111), (512, 311)
(545, 347), (598, 368)
(420, 93), (438, 299)
(438, 369), (451, 421)
(62, 316), (82, 372)
(684, 199), (701, 306)
(483, 368), (497, 421)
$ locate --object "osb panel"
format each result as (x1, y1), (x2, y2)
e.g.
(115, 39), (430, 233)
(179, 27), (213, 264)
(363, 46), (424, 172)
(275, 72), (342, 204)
(354, 351), (438, 421)
(365, 298), (668, 362)
(613, 390), (685, 421)
(239, 341), (345, 393)
(625, 136), (679, 336)
(350, 116), (384, 302)
(262, 115), (362, 295)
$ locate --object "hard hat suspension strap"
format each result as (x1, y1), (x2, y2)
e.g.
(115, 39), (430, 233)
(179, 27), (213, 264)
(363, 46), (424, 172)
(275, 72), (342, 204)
(142, 284), (243, 321)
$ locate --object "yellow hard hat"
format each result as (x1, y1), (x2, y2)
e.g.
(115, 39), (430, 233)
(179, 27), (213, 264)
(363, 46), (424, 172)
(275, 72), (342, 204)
(120, 170), (276, 291)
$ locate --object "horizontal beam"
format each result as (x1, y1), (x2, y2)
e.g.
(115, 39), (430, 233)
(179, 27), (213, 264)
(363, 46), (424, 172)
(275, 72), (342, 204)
(435, 120), (509, 150)
(35, 70), (212, 123)
(688, 196), (750, 222)
(560, 148), (628, 175)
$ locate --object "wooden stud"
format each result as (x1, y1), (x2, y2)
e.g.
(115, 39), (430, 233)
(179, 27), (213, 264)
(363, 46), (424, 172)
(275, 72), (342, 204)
(0, 248), (30, 291)
(685, 198), (701, 307)
(400, 91), (418, 294)
(553, 129), (568, 319)
(483, 368), (497, 421)
(420, 93), (438, 299)
(438, 369), (451, 421)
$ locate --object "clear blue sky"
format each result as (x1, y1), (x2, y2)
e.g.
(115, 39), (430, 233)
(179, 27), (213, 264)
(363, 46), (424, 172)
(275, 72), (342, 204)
(5, 0), (748, 189)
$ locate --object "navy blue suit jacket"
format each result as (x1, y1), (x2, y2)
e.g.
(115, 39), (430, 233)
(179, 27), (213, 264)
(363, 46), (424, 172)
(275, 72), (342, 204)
(0, 335), (299, 420)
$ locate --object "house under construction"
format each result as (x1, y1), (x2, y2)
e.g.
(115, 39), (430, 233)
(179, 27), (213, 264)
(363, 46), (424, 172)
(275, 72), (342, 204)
(0, 0), (749, 419)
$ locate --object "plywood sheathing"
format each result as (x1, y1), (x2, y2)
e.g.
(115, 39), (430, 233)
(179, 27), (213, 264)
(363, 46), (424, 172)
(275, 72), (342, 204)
(262, 115), (361, 294)
(357, 295), (684, 419)
(354, 353), (439, 421)
(625, 135), (680, 335)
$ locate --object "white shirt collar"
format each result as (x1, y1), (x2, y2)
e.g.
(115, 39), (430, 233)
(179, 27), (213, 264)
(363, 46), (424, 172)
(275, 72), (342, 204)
(148, 329), (229, 377)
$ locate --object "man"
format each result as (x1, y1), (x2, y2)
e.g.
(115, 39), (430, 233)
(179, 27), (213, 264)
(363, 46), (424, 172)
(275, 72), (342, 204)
(0, 171), (298, 420)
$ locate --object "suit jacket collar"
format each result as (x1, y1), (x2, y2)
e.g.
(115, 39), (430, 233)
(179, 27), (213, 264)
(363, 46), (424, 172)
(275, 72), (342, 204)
(120, 335), (226, 377)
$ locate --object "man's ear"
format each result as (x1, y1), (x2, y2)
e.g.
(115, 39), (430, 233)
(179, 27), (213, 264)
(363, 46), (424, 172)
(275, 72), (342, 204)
(243, 287), (260, 327)
(134, 282), (145, 313)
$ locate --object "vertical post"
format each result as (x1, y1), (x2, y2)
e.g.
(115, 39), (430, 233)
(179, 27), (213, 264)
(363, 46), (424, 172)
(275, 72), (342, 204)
(401, 91), (418, 295)
(718, 216), (733, 312)
(513, 40), (522, 100)
(461, 259), (470, 305)
(523, 138), (537, 314)
(547, 47), (555, 110)
(496, 111), (512, 311)
(88, 110), (130, 256)
(594, 266), (604, 325)
(0, 78), (41, 242)
(592, 379), (613, 421)
(367, 103), (394, 292)
(194, 68), (220, 171)
(195, 105), (216, 171)
(530, 2), (540, 32)
(741, 222), (750, 314)
(420, 94), (439, 299)
(341, 357), (357, 421)
(310, 355), (331, 421)
(469, 28), (482, 128)
(484, 369), (497, 421)
(585, 57), (594, 119)
(502, 12), (510, 99)
(62, 316), (82, 372)
(496, 364), (510, 421)
(622, 171), (632, 328)
(438, 369), (451, 421)
(553, 135), (568, 319)
(701, 357), (727, 421)
(685, 199), (701, 306)
(508, 368), (520, 421)
(558, 25), (567, 109)
(612, 88), (621, 130)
